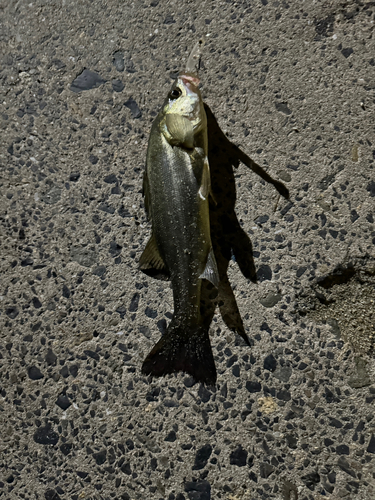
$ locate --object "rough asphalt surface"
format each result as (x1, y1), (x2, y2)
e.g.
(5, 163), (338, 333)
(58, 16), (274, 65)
(1, 1), (375, 499)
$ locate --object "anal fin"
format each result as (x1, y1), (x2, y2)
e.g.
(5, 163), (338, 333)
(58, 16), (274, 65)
(199, 248), (219, 288)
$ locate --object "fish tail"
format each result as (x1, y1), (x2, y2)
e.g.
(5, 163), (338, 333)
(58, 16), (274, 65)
(141, 321), (216, 385)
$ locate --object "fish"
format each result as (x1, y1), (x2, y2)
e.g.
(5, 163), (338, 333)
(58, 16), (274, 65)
(139, 40), (220, 385)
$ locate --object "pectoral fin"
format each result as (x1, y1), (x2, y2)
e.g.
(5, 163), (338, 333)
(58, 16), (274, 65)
(139, 233), (170, 281)
(198, 157), (213, 201)
(164, 114), (194, 149)
(199, 248), (219, 288)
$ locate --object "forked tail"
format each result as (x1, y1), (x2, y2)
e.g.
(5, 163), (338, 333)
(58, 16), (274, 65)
(141, 321), (216, 385)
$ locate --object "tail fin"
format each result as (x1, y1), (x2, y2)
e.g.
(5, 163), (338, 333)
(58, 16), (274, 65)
(141, 322), (216, 385)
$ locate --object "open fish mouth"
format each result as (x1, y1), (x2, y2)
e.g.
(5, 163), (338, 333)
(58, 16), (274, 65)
(179, 73), (201, 89)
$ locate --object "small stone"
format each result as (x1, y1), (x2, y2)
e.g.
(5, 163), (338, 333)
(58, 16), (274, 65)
(34, 424), (59, 446)
(255, 215), (269, 225)
(275, 102), (292, 115)
(145, 307), (157, 319)
(129, 293), (140, 312)
(6, 306), (19, 319)
(259, 292), (282, 308)
(273, 366), (292, 382)
(193, 444), (212, 470)
(70, 247), (97, 267)
(109, 241), (122, 257)
(336, 445), (349, 455)
(113, 51), (125, 72)
(45, 349), (57, 366)
(296, 266), (307, 277)
(263, 354), (277, 372)
(104, 173), (118, 184)
(28, 366), (43, 380)
(260, 462), (274, 478)
(69, 172), (80, 182)
(276, 389), (291, 401)
(337, 457), (356, 478)
(256, 265), (272, 282)
(92, 265), (106, 277)
(164, 431), (176, 442)
(366, 181), (375, 197)
(302, 471), (320, 491)
(112, 79), (124, 92)
(184, 479), (210, 500)
(367, 434), (375, 454)
(70, 69), (106, 93)
(124, 98), (141, 118)
(341, 47), (353, 58)
(56, 395), (71, 410)
(41, 186), (61, 205)
(246, 381), (261, 393)
(230, 445), (247, 467)
(94, 449), (107, 465)
(45, 489), (61, 500)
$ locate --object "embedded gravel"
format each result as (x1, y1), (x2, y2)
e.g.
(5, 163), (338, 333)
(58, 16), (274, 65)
(1, 1), (375, 500)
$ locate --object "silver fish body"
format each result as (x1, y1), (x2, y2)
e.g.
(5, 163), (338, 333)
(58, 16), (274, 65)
(140, 70), (219, 384)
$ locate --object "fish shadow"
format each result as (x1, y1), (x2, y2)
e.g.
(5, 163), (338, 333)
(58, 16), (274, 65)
(200, 103), (290, 345)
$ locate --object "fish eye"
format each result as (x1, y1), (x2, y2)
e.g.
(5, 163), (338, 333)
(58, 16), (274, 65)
(169, 88), (182, 100)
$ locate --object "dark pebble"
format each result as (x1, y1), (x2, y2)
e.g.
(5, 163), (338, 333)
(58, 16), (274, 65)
(28, 366), (44, 380)
(84, 350), (100, 361)
(69, 172), (80, 182)
(256, 265), (272, 282)
(70, 69), (106, 93)
(45, 489), (61, 500)
(246, 381), (261, 393)
(259, 462), (274, 478)
(276, 389), (291, 401)
(129, 293), (140, 312)
(92, 265), (106, 277)
(165, 431), (176, 442)
(341, 47), (353, 58)
(230, 445), (247, 467)
(255, 215), (269, 225)
(367, 180), (375, 197)
(104, 173), (118, 184)
(94, 449), (107, 465)
(367, 434), (375, 453)
(34, 424), (59, 446)
(193, 444), (212, 470)
(338, 457), (356, 478)
(112, 79), (124, 92)
(264, 354), (277, 372)
(60, 443), (72, 456)
(6, 306), (19, 319)
(56, 395), (71, 410)
(45, 349), (57, 366)
(113, 51), (125, 72)
(124, 98), (142, 118)
(145, 307), (157, 319)
(109, 241), (122, 256)
(184, 479), (210, 500)
(302, 471), (320, 491)
(275, 102), (292, 115)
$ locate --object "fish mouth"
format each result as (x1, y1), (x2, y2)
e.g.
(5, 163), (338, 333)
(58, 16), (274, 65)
(179, 72), (200, 91)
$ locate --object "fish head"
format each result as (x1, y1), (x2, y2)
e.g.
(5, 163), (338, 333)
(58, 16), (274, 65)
(162, 72), (203, 126)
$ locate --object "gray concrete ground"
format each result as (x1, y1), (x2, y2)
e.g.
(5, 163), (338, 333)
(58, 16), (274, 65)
(1, 0), (375, 499)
